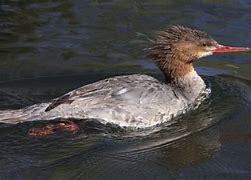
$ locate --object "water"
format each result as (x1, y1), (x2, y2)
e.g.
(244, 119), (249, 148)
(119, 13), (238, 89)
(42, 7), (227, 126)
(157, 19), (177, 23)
(0, 0), (251, 179)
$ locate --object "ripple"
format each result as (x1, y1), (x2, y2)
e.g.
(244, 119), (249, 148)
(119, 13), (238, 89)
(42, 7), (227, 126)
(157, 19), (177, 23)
(0, 75), (250, 178)
(109, 75), (250, 152)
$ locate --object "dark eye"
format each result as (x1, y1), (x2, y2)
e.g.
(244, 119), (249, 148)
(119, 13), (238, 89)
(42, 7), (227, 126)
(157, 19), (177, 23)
(202, 43), (207, 47)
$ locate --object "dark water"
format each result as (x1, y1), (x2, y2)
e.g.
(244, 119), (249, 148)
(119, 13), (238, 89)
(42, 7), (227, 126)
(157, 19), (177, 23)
(0, 0), (251, 179)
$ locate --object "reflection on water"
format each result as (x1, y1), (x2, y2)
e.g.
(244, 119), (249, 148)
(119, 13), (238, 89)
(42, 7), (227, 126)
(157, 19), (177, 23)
(1, 0), (251, 81)
(0, 0), (251, 179)
(0, 74), (250, 179)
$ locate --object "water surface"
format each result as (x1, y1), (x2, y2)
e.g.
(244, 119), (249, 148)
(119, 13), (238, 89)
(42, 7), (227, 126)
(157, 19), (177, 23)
(0, 0), (251, 179)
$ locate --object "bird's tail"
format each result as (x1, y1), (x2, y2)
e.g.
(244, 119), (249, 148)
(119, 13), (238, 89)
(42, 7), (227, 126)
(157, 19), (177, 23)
(0, 103), (49, 124)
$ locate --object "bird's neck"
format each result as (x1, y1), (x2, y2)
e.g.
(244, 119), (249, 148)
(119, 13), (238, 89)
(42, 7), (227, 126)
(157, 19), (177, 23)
(171, 70), (206, 102)
(157, 54), (193, 81)
(157, 57), (206, 101)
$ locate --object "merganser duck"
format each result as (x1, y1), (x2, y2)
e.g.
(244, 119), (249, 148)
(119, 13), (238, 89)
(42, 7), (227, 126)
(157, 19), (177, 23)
(0, 25), (249, 128)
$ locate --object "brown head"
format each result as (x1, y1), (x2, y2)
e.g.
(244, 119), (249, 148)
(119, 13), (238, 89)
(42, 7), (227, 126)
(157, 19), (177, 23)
(145, 25), (249, 81)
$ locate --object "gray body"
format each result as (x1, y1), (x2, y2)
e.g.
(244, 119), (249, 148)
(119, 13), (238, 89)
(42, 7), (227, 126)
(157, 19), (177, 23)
(0, 70), (206, 128)
(0, 25), (246, 128)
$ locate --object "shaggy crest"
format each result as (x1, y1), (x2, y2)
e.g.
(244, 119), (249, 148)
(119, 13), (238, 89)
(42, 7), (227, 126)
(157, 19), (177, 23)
(145, 25), (210, 61)
(144, 25), (215, 80)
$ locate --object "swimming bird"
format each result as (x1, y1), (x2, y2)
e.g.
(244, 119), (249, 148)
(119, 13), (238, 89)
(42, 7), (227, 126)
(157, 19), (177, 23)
(0, 25), (249, 128)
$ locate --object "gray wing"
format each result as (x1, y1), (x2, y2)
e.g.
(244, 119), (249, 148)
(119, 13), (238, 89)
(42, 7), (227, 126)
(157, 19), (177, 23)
(45, 74), (165, 112)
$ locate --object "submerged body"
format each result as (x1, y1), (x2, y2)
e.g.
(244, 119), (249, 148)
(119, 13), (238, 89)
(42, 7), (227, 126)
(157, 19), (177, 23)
(0, 25), (249, 128)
